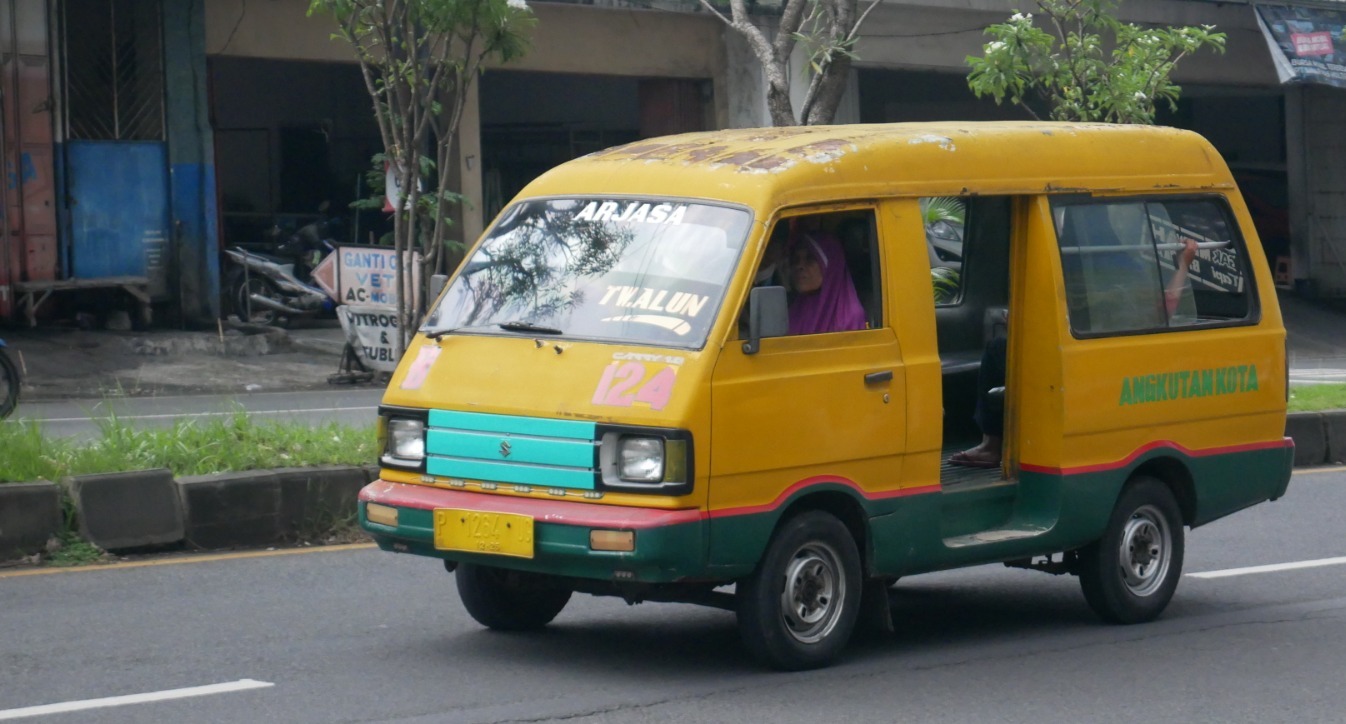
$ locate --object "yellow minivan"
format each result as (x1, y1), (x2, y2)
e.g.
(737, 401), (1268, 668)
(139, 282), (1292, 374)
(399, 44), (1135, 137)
(361, 122), (1293, 670)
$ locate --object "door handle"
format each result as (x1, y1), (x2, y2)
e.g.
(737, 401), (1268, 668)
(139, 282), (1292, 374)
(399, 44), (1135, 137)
(864, 370), (893, 385)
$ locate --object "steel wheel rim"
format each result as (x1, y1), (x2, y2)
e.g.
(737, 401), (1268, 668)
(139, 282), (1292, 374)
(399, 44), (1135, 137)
(1117, 503), (1171, 597)
(779, 541), (846, 644)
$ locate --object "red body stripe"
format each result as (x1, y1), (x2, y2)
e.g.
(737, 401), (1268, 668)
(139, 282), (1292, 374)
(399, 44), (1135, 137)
(1019, 437), (1294, 476)
(362, 477), (943, 528)
(709, 477), (941, 519)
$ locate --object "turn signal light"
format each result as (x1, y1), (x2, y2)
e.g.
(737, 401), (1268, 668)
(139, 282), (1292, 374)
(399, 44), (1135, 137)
(589, 529), (635, 552)
(366, 503), (399, 527)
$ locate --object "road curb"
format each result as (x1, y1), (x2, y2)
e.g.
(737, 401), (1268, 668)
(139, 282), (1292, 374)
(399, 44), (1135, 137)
(0, 481), (62, 560)
(1287, 411), (1329, 467)
(64, 468), (185, 550)
(0, 418), (1338, 562)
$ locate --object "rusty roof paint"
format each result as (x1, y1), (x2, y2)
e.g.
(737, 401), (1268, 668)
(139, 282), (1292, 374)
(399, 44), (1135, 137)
(528, 122), (1233, 207)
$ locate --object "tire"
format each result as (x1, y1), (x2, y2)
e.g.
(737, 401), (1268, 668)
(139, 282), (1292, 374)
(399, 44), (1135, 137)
(455, 563), (572, 631)
(234, 275), (287, 327)
(737, 511), (862, 670)
(1078, 476), (1185, 624)
(0, 349), (18, 420)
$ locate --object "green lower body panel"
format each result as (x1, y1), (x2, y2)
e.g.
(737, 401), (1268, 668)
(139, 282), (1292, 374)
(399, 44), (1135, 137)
(359, 480), (707, 583)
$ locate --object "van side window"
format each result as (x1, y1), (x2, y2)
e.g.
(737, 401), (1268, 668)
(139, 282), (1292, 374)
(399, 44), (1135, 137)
(1053, 197), (1254, 336)
(753, 209), (881, 337)
(923, 197), (966, 305)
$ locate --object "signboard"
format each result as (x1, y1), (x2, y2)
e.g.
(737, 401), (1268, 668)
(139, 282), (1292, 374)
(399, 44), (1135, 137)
(310, 245), (422, 309)
(1257, 6), (1346, 89)
(337, 303), (401, 372)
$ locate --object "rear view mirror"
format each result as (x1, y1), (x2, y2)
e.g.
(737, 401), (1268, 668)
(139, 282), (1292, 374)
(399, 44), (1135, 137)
(428, 274), (448, 302)
(743, 286), (788, 355)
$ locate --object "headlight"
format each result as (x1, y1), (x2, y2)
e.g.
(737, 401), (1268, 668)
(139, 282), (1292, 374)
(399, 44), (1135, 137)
(618, 437), (664, 482)
(383, 417), (426, 467)
(598, 427), (693, 495)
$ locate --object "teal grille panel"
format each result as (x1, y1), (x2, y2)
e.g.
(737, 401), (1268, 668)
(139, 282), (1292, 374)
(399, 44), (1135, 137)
(425, 409), (599, 489)
(426, 429), (595, 469)
(428, 409), (595, 440)
(426, 457), (596, 490)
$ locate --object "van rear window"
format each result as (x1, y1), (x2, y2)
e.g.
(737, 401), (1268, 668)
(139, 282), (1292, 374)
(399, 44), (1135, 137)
(1052, 197), (1256, 337)
(422, 198), (752, 349)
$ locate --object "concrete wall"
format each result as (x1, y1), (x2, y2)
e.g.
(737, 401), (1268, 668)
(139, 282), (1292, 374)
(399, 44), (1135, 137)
(850, 0), (1277, 87)
(205, 0), (724, 77)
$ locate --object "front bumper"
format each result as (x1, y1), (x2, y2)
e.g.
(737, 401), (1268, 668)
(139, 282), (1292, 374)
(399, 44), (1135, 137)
(359, 480), (708, 583)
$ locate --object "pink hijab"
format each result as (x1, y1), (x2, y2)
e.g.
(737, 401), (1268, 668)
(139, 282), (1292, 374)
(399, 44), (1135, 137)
(787, 230), (867, 335)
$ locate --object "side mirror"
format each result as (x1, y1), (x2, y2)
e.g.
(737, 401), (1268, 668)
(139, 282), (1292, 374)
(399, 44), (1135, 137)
(742, 286), (788, 355)
(428, 274), (448, 302)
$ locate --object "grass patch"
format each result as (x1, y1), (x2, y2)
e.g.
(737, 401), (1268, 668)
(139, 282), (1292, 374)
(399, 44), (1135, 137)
(45, 534), (108, 568)
(1289, 383), (1346, 413)
(0, 410), (377, 483)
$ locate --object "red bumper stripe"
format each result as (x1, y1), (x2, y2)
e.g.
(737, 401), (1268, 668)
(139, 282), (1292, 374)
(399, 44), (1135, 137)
(360, 481), (705, 529)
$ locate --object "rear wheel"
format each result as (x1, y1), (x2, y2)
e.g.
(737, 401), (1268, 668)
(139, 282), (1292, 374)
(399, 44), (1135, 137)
(0, 349), (18, 420)
(737, 511), (862, 670)
(1078, 476), (1185, 624)
(455, 563), (572, 631)
(234, 275), (287, 327)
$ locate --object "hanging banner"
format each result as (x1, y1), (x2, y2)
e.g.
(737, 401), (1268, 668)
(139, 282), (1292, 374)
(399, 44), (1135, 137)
(1256, 5), (1346, 89)
(337, 303), (402, 372)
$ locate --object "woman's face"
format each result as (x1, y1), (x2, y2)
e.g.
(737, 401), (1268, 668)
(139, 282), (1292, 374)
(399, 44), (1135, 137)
(791, 245), (823, 294)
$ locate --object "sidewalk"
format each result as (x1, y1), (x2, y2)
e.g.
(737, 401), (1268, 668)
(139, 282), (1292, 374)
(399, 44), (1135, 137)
(4, 318), (368, 402)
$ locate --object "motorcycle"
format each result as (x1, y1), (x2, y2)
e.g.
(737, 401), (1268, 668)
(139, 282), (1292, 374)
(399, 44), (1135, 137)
(224, 245), (336, 327)
(223, 211), (341, 327)
(0, 337), (18, 420)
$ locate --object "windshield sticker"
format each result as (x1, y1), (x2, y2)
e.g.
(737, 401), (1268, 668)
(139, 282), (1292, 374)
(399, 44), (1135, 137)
(613, 352), (685, 366)
(1119, 365), (1259, 406)
(574, 201), (688, 225)
(599, 286), (709, 318)
(601, 314), (692, 336)
(400, 345), (441, 390)
(592, 361), (678, 411)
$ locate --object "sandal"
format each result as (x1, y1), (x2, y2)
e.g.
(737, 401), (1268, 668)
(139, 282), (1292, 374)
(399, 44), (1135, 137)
(948, 450), (1000, 469)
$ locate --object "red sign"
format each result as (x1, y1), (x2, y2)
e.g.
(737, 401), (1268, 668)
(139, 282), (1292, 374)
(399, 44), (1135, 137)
(1291, 31), (1334, 56)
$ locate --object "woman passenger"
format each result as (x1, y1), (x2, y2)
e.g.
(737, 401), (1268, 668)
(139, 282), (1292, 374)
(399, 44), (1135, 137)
(787, 224), (866, 335)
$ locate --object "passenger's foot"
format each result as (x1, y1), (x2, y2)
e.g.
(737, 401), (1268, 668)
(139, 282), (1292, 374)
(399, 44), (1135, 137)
(948, 446), (1000, 469)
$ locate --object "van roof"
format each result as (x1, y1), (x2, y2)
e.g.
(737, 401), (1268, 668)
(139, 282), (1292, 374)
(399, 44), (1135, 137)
(517, 122), (1233, 210)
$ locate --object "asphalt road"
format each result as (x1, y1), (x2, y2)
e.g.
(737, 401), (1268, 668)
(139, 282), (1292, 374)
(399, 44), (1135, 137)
(1, 389), (385, 439)
(2, 467), (1343, 724)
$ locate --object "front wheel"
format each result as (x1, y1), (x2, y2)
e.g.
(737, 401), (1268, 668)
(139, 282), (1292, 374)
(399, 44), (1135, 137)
(1078, 476), (1185, 624)
(0, 349), (18, 420)
(455, 563), (572, 631)
(737, 511), (862, 670)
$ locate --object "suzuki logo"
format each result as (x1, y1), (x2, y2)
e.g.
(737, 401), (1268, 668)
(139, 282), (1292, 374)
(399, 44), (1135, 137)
(499, 440), (512, 458)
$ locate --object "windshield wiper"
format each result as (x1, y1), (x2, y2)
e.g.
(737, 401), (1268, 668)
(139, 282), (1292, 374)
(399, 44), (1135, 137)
(497, 321), (563, 335)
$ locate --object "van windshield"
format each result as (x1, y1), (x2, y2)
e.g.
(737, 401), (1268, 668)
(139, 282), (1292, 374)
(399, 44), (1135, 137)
(423, 198), (752, 349)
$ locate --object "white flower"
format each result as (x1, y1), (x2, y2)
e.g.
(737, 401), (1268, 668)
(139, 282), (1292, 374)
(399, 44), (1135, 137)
(988, 41), (1007, 52)
(507, 0), (529, 9)
(1134, 91), (1148, 101)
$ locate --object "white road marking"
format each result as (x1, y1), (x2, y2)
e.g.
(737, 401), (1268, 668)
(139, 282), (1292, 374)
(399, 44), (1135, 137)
(1188, 555), (1346, 580)
(0, 679), (274, 720)
(21, 406), (374, 424)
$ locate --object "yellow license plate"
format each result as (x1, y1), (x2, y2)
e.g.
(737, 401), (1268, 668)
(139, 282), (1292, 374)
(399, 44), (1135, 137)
(433, 509), (535, 559)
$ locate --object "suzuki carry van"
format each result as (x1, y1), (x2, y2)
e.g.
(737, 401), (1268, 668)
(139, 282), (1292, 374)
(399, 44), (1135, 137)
(360, 122), (1293, 670)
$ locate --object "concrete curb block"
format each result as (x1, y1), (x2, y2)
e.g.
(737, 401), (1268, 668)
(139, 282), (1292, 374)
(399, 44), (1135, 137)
(1322, 410), (1346, 465)
(177, 470), (283, 550)
(0, 481), (62, 559)
(64, 468), (184, 550)
(274, 465), (369, 535)
(1286, 412), (1328, 467)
